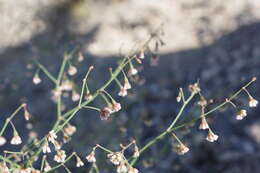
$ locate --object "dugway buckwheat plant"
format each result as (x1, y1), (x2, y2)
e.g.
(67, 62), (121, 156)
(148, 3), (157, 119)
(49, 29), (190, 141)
(0, 27), (258, 173)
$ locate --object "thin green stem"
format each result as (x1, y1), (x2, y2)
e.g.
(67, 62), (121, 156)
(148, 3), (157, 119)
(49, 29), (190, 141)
(24, 33), (156, 163)
(0, 104), (24, 136)
(4, 151), (24, 155)
(96, 144), (113, 153)
(93, 163), (100, 173)
(129, 93), (196, 165)
(130, 78), (256, 166)
(100, 93), (111, 106)
(78, 66), (94, 107)
(83, 106), (101, 112)
(57, 55), (68, 118)
(102, 89), (116, 103)
(63, 165), (72, 173)
(40, 155), (46, 172)
(36, 62), (57, 84)
(109, 68), (123, 88)
(57, 56), (68, 85)
(0, 155), (20, 168)
(180, 88), (185, 102)
(167, 92), (196, 131)
(171, 133), (183, 145)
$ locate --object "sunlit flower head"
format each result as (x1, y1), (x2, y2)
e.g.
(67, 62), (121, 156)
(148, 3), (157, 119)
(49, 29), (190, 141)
(249, 96), (258, 108)
(68, 65), (77, 76)
(175, 143), (189, 155)
(118, 87), (127, 97)
(76, 156), (84, 167)
(107, 152), (124, 165)
(33, 75), (41, 85)
(100, 107), (112, 120)
(11, 134), (22, 145)
(128, 67), (138, 76)
(112, 102), (121, 112)
(116, 162), (128, 173)
(129, 167), (139, 173)
(42, 142), (51, 153)
(64, 125), (77, 136)
(54, 150), (66, 163)
(86, 151), (96, 163)
(0, 136), (7, 146)
(236, 109), (247, 120)
(47, 130), (57, 144)
(199, 117), (209, 130)
(206, 130), (218, 142)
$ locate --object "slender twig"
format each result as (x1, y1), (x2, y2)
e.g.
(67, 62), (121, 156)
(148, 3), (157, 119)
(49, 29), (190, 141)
(0, 104), (24, 136)
(36, 62), (57, 84)
(96, 144), (113, 153)
(78, 66), (94, 107)
(83, 106), (100, 112)
(19, 32), (158, 168)
(0, 155), (20, 168)
(129, 78), (255, 166)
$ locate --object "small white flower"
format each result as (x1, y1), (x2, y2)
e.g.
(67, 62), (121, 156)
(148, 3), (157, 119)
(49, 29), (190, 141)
(53, 141), (61, 150)
(249, 96), (258, 107)
(47, 130), (57, 144)
(76, 156), (84, 167)
(24, 109), (31, 121)
(86, 151), (96, 163)
(118, 87), (127, 97)
(176, 96), (181, 102)
(54, 150), (66, 163)
(206, 130), (218, 142)
(72, 91), (80, 102)
(139, 50), (145, 59)
(112, 102), (121, 112)
(0, 163), (9, 172)
(78, 52), (84, 62)
(175, 144), (189, 155)
(236, 109), (247, 120)
(0, 136), (7, 146)
(61, 80), (73, 91)
(116, 163), (128, 173)
(42, 142), (51, 153)
(63, 134), (71, 143)
(198, 96), (207, 107)
(199, 117), (209, 130)
(123, 78), (131, 90)
(11, 134), (22, 145)
(128, 67), (138, 76)
(189, 83), (201, 94)
(33, 75), (41, 85)
(129, 167), (139, 173)
(68, 65), (77, 76)
(100, 107), (112, 120)
(64, 125), (77, 136)
(85, 93), (93, 101)
(107, 152), (124, 165)
(133, 145), (140, 158)
(31, 168), (41, 173)
(51, 87), (62, 102)
(176, 89), (182, 103)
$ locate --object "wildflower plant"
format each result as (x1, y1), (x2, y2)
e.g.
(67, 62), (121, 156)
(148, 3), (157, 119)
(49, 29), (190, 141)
(0, 26), (258, 173)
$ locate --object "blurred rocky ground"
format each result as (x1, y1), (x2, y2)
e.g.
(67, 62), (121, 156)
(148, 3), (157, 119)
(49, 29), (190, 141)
(0, 0), (260, 173)
(1, 0), (260, 55)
